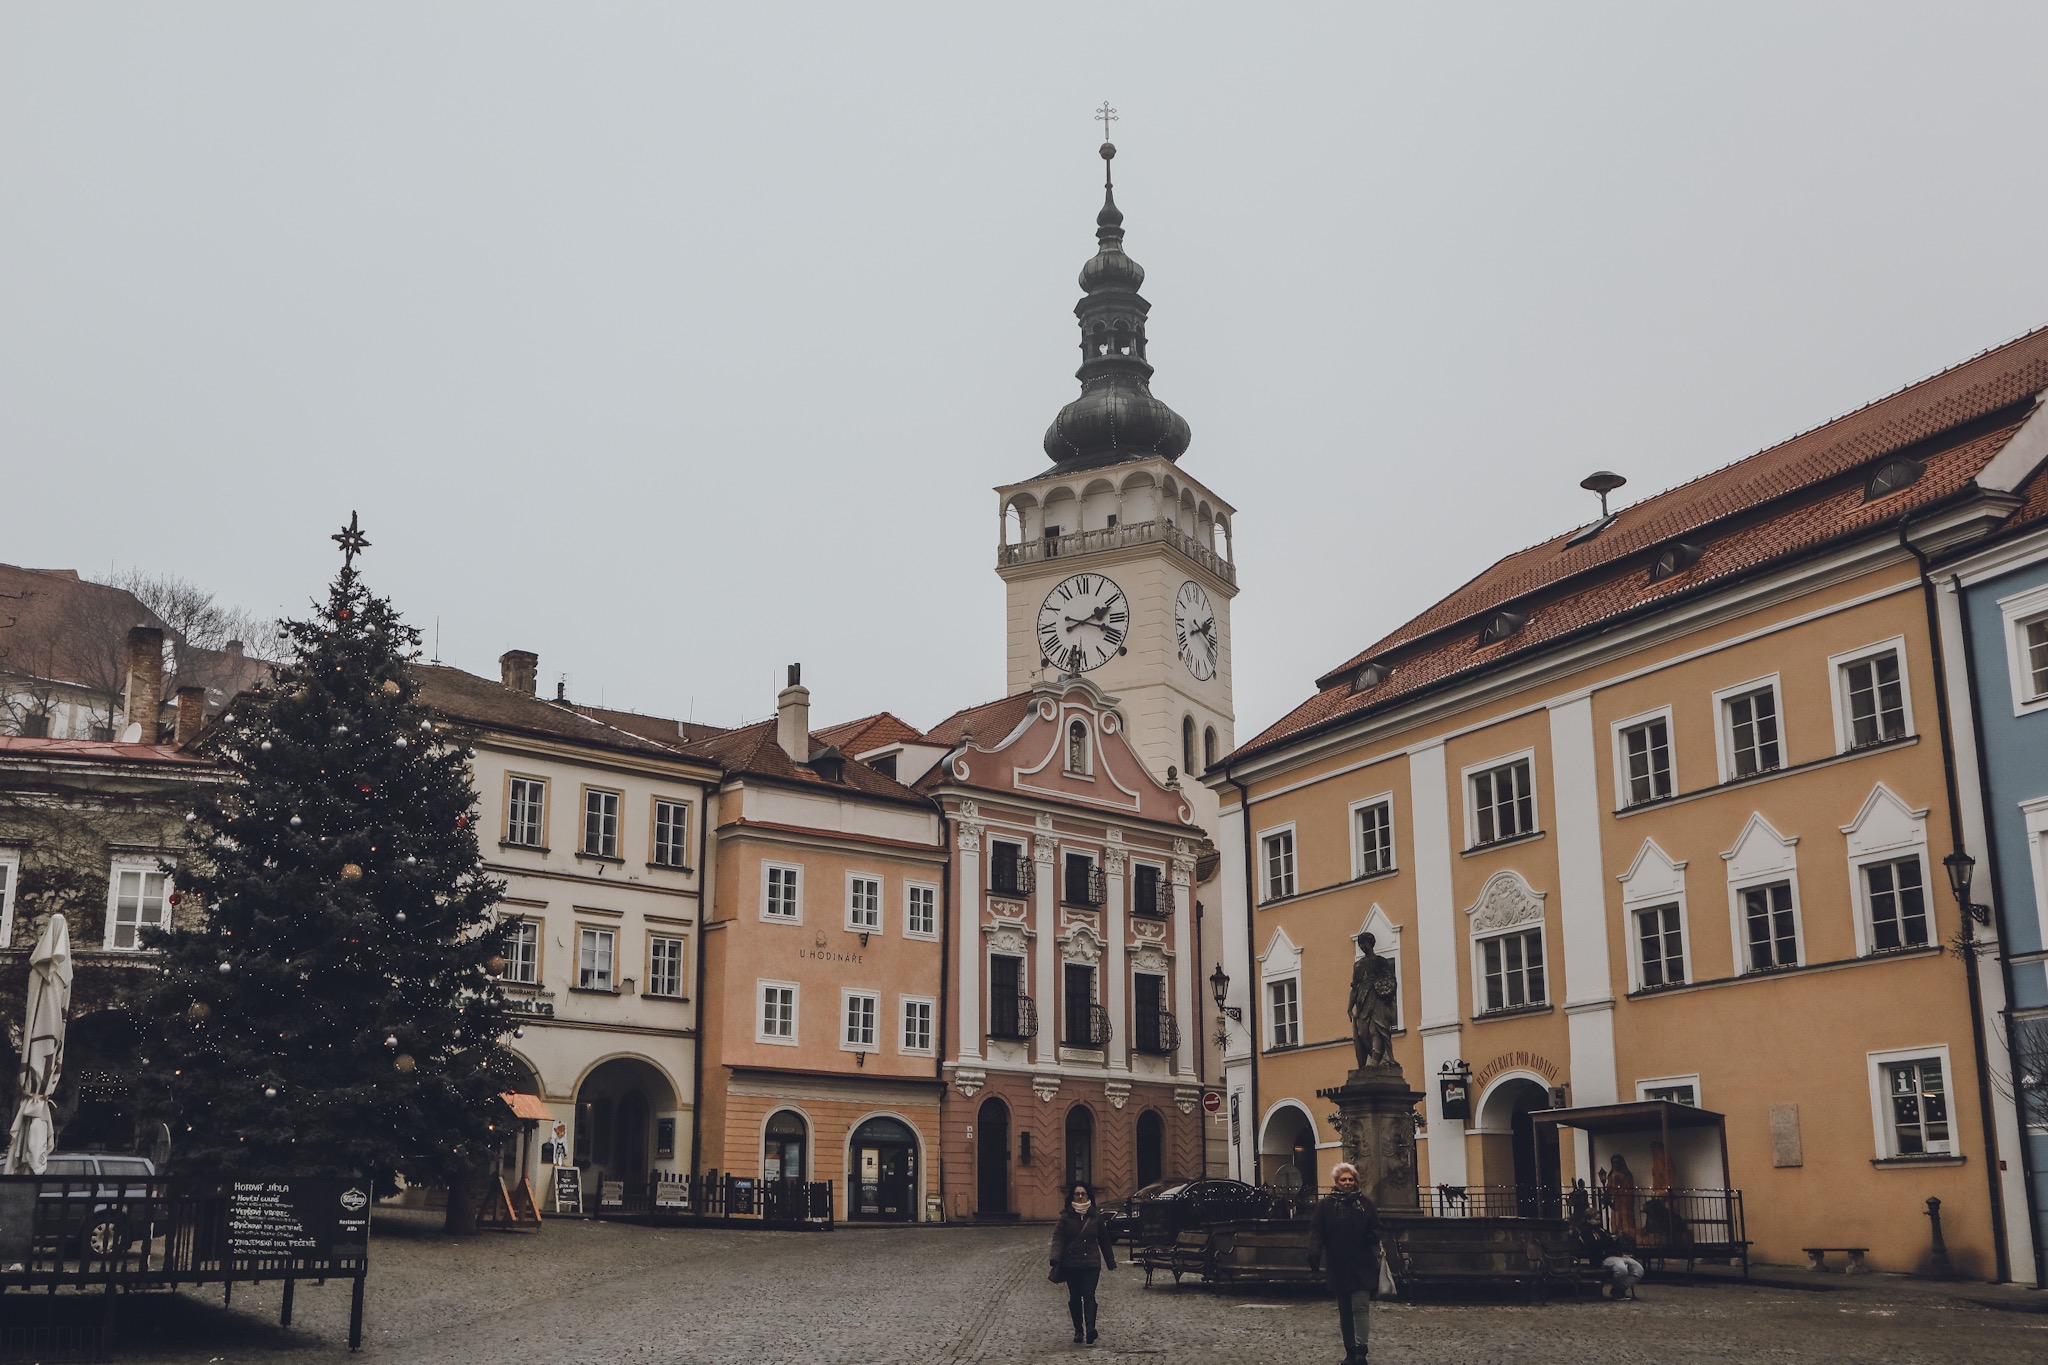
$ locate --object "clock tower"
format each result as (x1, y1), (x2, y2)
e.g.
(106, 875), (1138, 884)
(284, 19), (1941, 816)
(995, 138), (1237, 814)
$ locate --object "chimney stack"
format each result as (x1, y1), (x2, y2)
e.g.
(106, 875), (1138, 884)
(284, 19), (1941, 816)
(500, 650), (539, 696)
(776, 663), (810, 763)
(123, 626), (165, 742)
(173, 686), (207, 747)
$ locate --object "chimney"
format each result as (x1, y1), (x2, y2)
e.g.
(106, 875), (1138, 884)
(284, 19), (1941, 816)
(776, 663), (810, 763)
(122, 626), (165, 742)
(499, 650), (539, 696)
(174, 686), (207, 747)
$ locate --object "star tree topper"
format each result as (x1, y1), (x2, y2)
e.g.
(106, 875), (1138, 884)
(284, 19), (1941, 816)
(332, 511), (371, 568)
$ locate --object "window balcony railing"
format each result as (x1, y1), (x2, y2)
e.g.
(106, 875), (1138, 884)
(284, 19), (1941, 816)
(990, 993), (1038, 1041)
(1133, 879), (1167, 918)
(1065, 1001), (1113, 1049)
(1134, 1010), (1179, 1055)
(990, 859), (1035, 897)
(1064, 867), (1106, 908)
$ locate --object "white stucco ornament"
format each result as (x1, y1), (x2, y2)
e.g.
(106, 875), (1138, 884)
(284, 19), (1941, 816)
(953, 1069), (987, 1099)
(1032, 1074), (1062, 1103)
(1466, 869), (1546, 933)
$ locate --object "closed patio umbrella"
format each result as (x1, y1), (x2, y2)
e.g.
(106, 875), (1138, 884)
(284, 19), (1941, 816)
(5, 913), (73, 1175)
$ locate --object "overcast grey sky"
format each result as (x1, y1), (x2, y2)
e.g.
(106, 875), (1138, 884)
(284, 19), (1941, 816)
(8, 3), (2048, 740)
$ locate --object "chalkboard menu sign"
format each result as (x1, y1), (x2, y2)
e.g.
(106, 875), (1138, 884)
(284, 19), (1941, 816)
(553, 1165), (582, 1215)
(227, 1178), (370, 1260)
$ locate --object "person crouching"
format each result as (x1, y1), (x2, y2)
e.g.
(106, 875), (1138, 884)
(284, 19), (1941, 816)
(1307, 1162), (1382, 1365)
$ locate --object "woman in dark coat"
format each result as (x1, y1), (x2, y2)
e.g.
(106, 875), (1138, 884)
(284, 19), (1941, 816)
(1307, 1162), (1381, 1364)
(1049, 1181), (1117, 1344)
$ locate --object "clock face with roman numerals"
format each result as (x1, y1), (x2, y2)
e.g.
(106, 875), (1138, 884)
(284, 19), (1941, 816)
(1037, 573), (1128, 674)
(1175, 580), (1218, 680)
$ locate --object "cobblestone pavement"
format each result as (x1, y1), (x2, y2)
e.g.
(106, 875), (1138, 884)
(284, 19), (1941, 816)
(19, 1212), (2048, 1364)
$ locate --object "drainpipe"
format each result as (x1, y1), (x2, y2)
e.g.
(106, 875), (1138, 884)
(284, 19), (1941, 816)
(1950, 571), (2048, 1287)
(687, 781), (715, 1184)
(1225, 767), (1259, 1186)
(935, 808), (952, 1223)
(1904, 528), (2011, 1282)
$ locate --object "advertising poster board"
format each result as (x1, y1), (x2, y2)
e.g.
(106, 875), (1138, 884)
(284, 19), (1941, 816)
(227, 1178), (371, 1260)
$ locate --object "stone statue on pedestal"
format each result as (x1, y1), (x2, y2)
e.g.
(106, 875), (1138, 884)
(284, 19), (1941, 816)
(1348, 931), (1398, 1072)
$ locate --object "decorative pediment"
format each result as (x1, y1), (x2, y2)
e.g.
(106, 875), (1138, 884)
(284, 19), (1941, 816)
(1618, 839), (1687, 907)
(1063, 924), (1103, 965)
(1465, 870), (1546, 933)
(1259, 927), (1301, 978)
(1722, 813), (1798, 882)
(1840, 783), (1928, 858)
(1355, 904), (1400, 958)
(988, 921), (1028, 957)
(1132, 942), (1168, 975)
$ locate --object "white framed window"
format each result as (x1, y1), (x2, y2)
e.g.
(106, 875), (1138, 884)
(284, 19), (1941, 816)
(1464, 751), (1537, 847)
(1611, 708), (1675, 807)
(901, 995), (935, 1054)
(1723, 813), (1804, 973)
(904, 883), (937, 939)
(505, 775), (547, 847)
(758, 980), (798, 1044)
(647, 934), (686, 998)
(842, 989), (879, 1052)
(1737, 881), (1799, 971)
(1997, 580), (2048, 715)
(1866, 1045), (1955, 1158)
(847, 873), (882, 931)
(1267, 976), (1301, 1048)
(1634, 903), (1687, 989)
(1636, 1075), (1701, 1107)
(1862, 856), (1930, 953)
(503, 918), (540, 985)
(1476, 927), (1547, 1013)
(105, 861), (172, 951)
(1829, 638), (1913, 752)
(577, 927), (616, 991)
(1258, 825), (1297, 902)
(0, 849), (19, 948)
(651, 799), (690, 868)
(763, 863), (802, 922)
(1714, 676), (1783, 780)
(581, 787), (621, 858)
(1351, 795), (1396, 878)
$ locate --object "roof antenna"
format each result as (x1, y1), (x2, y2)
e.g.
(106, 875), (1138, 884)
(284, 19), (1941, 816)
(1581, 471), (1627, 518)
(431, 617), (442, 665)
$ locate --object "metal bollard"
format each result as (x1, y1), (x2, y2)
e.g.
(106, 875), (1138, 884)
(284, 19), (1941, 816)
(1924, 1196), (1956, 1278)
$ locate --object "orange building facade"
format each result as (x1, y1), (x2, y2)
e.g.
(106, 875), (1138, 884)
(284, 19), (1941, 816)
(1213, 330), (2048, 1280)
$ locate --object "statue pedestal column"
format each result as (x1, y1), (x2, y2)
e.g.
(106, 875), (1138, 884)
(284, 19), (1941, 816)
(1317, 1064), (1424, 1212)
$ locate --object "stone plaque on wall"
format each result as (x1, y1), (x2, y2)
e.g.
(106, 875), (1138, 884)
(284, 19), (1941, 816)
(1769, 1104), (1803, 1168)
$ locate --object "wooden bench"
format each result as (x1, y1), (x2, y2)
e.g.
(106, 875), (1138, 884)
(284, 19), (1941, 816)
(1206, 1225), (1323, 1290)
(1136, 1230), (1214, 1288)
(1802, 1246), (1870, 1274)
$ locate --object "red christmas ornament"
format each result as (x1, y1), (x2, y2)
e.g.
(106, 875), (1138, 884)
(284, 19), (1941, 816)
(455, 815), (469, 829)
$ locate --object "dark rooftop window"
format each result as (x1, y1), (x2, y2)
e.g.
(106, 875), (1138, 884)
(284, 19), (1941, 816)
(1477, 610), (1526, 647)
(1648, 541), (1705, 582)
(1351, 662), (1388, 693)
(1864, 457), (1924, 502)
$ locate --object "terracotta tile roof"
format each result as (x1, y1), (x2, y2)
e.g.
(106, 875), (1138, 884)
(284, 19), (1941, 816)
(0, 735), (211, 766)
(678, 719), (936, 809)
(812, 711), (927, 753)
(1233, 326), (2048, 764)
(569, 702), (728, 748)
(410, 665), (690, 759)
(919, 693), (1039, 749)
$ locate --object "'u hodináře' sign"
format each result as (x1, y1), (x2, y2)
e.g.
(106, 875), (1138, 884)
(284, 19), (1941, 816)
(228, 1178), (370, 1260)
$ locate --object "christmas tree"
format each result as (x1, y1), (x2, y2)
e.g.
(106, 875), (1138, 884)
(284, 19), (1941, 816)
(140, 515), (516, 1198)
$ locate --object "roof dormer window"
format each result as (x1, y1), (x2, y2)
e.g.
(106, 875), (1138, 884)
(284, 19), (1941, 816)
(1351, 662), (1389, 693)
(1478, 610), (1527, 647)
(1864, 457), (1924, 502)
(1648, 541), (1705, 583)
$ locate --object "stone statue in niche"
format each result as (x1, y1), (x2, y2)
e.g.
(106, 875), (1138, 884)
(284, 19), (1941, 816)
(1348, 931), (1398, 1071)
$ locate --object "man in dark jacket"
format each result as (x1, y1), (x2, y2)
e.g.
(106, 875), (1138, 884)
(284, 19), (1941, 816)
(1307, 1162), (1381, 1364)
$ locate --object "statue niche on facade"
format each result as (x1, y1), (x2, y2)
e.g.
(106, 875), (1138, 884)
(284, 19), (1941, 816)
(1348, 931), (1398, 1072)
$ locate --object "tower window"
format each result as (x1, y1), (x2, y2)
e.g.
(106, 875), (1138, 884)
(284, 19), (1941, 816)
(1204, 727), (1218, 771)
(1182, 716), (1196, 774)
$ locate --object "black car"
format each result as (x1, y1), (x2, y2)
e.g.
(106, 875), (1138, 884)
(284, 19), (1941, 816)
(1108, 1178), (1274, 1244)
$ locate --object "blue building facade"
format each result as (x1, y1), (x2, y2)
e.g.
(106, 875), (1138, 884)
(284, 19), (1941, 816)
(1950, 523), (2048, 1287)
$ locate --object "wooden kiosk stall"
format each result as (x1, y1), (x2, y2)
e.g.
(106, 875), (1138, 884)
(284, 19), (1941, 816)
(1532, 1099), (1748, 1275)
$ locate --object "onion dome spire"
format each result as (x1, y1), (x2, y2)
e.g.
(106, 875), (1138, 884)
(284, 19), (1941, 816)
(1042, 131), (1192, 470)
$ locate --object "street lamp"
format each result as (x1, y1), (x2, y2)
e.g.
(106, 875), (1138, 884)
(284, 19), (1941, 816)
(1209, 964), (1242, 1023)
(1941, 851), (1993, 927)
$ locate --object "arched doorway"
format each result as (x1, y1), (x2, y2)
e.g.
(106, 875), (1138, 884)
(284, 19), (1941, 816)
(1258, 1103), (1317, 1196)
(849, 1115), (919, 1222)
(1136, 1110), (1165, 1189)
(1478, 1077), (1561, 1217)
(572, 1056), (676, 1199)
(1064, 1105), (1095, 1190)
(976, 1097), (1011, 1217)
(764, 1108), (808, 1184)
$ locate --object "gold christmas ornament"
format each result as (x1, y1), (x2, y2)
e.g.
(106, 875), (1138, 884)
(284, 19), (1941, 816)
(484, 954), (508, 976)
(380, 679), (401, 695)
(187, 1001), (212, 1022)
(340, 863), (364, 882)
(394, 1053), (417, 1073)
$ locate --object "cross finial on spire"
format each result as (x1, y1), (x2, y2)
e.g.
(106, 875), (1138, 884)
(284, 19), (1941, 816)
(1095, 101), (1117, 138)
(331, 510), (371, 568)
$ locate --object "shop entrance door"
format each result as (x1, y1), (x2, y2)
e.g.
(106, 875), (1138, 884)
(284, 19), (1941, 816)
(976, 1098), (1011, 1217)
(764, 1109), (808, 1186)
(850, 1116), (918, 1222)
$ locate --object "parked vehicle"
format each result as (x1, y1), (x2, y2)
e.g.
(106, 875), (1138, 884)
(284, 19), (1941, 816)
(34, 1152), (158, 1255)
(1107, 1178), (1274, 1244)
